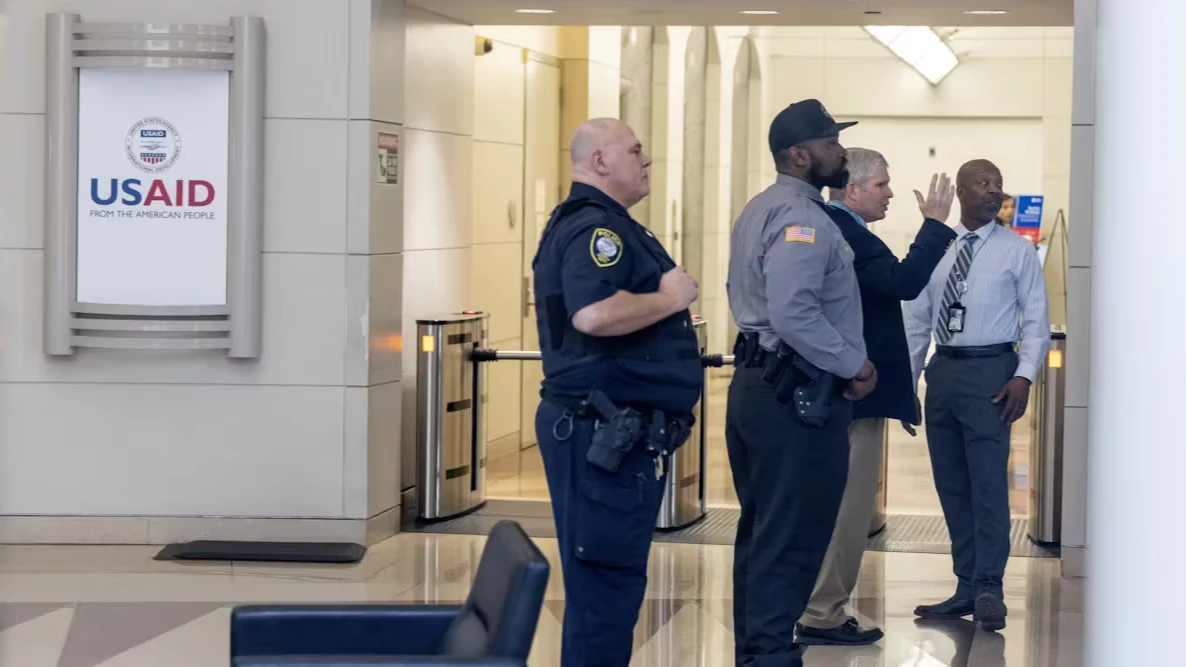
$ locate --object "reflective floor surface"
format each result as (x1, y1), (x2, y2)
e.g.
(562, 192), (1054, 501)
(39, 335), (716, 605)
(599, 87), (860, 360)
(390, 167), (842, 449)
(0, 533), (1082, 666)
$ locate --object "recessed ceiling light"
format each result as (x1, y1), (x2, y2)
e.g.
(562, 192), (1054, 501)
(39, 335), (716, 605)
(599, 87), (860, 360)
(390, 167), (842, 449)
(740, 10), (780, 15)
(514, 8), (554, 13)
(965, 9), (1008, 14)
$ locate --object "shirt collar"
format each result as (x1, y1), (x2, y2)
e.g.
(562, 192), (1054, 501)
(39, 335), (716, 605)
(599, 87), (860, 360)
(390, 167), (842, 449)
(954, 222), (997, 243)
(568, 182), (629, 217)
(827, 200), (867, 229)
(776, 173), (824, 203)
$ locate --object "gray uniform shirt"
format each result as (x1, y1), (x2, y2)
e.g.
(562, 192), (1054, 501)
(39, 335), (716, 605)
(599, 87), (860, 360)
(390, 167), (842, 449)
(727, 174), (867, 379)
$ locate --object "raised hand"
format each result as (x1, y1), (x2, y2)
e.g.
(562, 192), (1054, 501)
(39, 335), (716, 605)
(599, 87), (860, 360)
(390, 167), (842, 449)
(914, 172), (956, 223)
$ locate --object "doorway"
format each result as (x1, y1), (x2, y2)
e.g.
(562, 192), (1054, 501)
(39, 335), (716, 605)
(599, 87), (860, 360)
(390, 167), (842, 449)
(483, 51), (561, 503)
(519, 55), (561, 458)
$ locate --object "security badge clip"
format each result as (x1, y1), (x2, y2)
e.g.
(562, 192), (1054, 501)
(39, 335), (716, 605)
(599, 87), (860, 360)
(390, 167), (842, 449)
(946, 277), (969, 334)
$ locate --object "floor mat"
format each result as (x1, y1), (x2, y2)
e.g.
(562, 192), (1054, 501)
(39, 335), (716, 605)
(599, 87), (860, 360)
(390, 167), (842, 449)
(403, 500), (1059, 559)
(154, 540), (367, 563)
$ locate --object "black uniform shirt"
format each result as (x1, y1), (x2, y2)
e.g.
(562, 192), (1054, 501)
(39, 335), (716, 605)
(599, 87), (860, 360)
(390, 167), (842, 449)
(532, 183), (703, 417)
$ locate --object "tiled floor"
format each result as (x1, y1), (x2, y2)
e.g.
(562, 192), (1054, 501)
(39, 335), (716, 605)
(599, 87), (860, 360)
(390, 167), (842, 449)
(489, 369), (1037, 518)
(0, 534), (1082, 666)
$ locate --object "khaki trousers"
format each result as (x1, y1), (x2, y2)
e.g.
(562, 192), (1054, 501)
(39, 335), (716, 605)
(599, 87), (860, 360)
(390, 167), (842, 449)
(800, 417), (885, 629)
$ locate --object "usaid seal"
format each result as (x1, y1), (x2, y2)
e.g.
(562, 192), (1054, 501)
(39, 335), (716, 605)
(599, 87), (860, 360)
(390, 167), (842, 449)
(125, 117), (182, 173)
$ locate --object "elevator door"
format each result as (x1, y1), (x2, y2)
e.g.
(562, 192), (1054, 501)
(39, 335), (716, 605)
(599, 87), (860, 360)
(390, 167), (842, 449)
(520, 56), (561, 449)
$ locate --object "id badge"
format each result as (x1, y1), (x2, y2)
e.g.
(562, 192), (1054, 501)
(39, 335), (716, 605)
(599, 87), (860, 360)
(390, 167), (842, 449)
(946, 303), (967, 334)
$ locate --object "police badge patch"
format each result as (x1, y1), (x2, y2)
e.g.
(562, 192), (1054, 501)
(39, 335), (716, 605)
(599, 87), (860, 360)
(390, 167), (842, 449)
(590, 228), (623, 267)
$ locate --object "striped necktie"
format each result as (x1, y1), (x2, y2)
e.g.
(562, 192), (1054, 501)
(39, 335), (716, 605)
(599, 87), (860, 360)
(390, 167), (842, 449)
(936, 235), (979, 344)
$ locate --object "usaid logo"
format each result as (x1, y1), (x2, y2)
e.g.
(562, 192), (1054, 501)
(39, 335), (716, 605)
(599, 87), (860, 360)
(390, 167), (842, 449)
(124, 117), (181, 173)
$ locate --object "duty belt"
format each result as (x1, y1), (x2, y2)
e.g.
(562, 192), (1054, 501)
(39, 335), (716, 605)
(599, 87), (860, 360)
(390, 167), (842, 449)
(541, 390), (692, 436)
(734, 332), (839, 427)
(542, 389), (694, 473)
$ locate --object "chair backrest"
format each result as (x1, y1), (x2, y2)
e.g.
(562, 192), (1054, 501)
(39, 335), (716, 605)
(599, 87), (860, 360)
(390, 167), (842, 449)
(439, 520), (550, 659)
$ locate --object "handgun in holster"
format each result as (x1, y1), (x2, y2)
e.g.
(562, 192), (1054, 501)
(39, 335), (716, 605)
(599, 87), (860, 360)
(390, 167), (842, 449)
(582, 390), (644, 473)
(789, 354), (835, 428)
(761, 343), (835, 428)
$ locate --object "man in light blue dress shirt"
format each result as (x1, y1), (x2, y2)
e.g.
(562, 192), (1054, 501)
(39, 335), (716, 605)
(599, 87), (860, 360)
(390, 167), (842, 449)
(903, 159), (1050, 633)
(827, 199), (867, 229)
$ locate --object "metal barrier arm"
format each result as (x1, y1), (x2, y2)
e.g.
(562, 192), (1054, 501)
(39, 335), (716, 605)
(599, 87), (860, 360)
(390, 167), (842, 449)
(704, 354), (732, 367)
(465, 330), (722, 531)
(471, 349), (540, 361)
(471, 348), (734, 367)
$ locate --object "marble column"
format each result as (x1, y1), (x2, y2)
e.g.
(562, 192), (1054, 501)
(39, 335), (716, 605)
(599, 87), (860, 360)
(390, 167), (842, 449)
(726, 37), (759, 350)
(729, 39), (753, 225)
(620, 27), (654, 227)
(0, 0), (409, 544)
(1085, 0), (1186, 663)
(1061, 0), (1096, 581)
(680, 27), (708, 293)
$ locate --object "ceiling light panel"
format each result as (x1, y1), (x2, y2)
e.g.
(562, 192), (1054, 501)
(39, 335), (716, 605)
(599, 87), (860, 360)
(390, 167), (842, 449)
(864, 26), (959, 85)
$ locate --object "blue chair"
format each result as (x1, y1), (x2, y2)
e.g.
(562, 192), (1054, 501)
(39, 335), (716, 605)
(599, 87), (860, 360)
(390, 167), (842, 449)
(230, 520), (550, 667)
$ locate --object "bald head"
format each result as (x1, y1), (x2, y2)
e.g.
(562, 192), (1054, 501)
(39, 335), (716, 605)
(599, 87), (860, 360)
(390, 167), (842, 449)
(956, 159), (1004, 229)
(957, 159), (1000, 189)
(570, 118), (652, 209)
(571, 118), (625, 165)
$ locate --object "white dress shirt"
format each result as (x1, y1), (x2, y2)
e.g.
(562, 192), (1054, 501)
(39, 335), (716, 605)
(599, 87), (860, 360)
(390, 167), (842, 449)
(904, 222), (1051, 390)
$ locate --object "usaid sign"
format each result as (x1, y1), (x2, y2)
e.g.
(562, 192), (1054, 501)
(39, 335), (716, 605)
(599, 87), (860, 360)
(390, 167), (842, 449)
(76, 68), (230, 306)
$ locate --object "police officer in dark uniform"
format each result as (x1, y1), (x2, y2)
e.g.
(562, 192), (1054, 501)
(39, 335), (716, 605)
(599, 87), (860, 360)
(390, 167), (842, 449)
(725, 100), (876, 667)
(532, 118), (703, 667)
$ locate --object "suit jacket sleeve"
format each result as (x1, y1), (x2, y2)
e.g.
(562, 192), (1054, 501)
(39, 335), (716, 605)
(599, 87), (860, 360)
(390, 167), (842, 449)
(851, 218), (958, 301)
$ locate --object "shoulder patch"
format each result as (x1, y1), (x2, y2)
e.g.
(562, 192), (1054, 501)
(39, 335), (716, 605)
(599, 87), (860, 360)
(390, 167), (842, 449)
(590, 227), (623, 267)
(785, 226), (816, 244)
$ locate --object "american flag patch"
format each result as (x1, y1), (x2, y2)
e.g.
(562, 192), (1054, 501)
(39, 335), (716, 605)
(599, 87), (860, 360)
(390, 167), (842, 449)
(785, 226), (816, 244)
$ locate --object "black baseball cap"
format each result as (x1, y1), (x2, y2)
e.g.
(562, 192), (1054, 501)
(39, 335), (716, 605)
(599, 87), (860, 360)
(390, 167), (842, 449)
(768, 99), (857, 155)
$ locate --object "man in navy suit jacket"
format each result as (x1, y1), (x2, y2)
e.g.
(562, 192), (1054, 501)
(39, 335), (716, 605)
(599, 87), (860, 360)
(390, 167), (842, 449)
(795, 148), (958, 646)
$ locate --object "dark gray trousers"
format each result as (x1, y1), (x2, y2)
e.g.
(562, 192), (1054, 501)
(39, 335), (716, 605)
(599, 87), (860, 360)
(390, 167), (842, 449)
(726, 366), (852, 667)
(923, 350), (1017, 598)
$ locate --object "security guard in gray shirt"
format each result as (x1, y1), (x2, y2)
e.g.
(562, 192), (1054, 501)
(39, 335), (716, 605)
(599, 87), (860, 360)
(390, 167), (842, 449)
(725, 99), (876, 667)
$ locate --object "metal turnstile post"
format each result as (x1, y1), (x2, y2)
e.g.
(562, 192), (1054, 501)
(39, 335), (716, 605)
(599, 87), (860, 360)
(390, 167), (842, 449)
(655, 316), (709, 530)
(1027, 327), (1067, 545)
(415, 312), (489, 521)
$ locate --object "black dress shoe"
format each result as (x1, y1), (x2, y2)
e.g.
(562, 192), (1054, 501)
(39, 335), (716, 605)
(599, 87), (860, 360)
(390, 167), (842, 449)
(914, 595), (975, 620)
(974, 591), (1008, 632)
(796, 617), (884, 646)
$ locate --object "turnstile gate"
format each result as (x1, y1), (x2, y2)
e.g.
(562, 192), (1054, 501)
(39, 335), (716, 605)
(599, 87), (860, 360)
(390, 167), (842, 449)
(1028, 327), (1067, 545)
(415, 311), (718, 530)
(415, 312), (489, 521)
